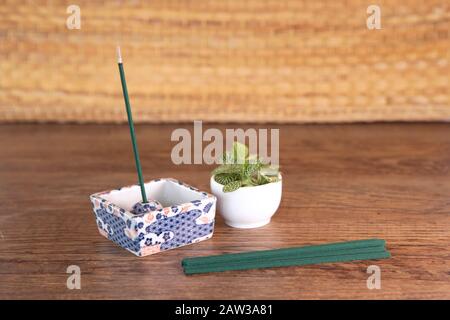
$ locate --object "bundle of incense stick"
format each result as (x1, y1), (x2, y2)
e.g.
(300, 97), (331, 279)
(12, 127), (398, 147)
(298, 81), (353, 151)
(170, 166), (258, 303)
(182, 239), (390, 275)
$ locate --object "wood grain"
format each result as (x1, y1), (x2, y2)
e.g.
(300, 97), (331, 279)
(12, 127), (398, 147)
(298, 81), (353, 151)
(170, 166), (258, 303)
(1, 0), (449, 123)
(0, 123), (449, 299)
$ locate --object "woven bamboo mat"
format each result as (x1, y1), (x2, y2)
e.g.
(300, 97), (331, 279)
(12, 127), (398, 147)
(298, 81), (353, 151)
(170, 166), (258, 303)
(0, 0), (449, 123)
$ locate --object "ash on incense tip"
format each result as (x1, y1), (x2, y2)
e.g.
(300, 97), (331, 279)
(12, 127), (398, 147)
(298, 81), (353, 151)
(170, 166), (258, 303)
(116, 45), (123, 63)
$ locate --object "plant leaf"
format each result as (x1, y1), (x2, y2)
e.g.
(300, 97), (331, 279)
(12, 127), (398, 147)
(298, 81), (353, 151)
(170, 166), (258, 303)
(257, 174), (271, 185)
(260, 165), (279, 176)
(268, 176), (280, 183)
(242, 162), (262, 178)
(232, 142), (248, 164)
(222, 151), (235, 165)
(212, 142), (280, 190)
(212, 164), (242, 175)
(241, 177), (257, 187)
(223, 180), (242, 192)
(214, 173), (240, 185)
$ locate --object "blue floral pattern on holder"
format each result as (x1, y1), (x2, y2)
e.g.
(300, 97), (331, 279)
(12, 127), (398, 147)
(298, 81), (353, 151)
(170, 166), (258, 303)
(90, 178), (216, 257)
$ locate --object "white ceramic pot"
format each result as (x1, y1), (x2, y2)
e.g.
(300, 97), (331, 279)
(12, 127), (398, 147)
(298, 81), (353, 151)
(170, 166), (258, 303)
(210, 174), (282, 228)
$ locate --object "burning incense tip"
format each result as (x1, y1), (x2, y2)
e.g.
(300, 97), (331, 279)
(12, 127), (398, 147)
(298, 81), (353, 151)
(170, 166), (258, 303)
(116, 46), (123, 64)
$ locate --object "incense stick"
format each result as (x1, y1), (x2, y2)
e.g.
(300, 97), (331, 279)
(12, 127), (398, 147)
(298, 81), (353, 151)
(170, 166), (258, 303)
(183, 250), (390, 275)
(182, 239), (391, 275)
(116, 46), (148, 203)
(183, 244), (386, 269)
(182, 238), (386, 267)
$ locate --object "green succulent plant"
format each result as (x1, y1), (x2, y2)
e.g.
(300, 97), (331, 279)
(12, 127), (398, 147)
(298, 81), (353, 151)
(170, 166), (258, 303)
(212, 142), (280, 192)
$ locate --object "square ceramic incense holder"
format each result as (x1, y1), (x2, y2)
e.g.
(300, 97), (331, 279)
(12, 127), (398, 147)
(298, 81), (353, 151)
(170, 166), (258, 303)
(90, 178), (216, 257)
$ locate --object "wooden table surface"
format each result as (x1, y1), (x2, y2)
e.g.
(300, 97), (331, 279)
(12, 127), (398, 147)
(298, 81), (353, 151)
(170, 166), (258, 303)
(1, 123), (449, 300)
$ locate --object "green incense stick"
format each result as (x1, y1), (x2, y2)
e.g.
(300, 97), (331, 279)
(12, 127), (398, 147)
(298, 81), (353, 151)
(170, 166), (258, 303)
(117, 46), (148, 203)
(182, 239), (391, 275)
(183, 245), (387, 270)
(182, 238), (386, 267)
(183, 250), (391, 275)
